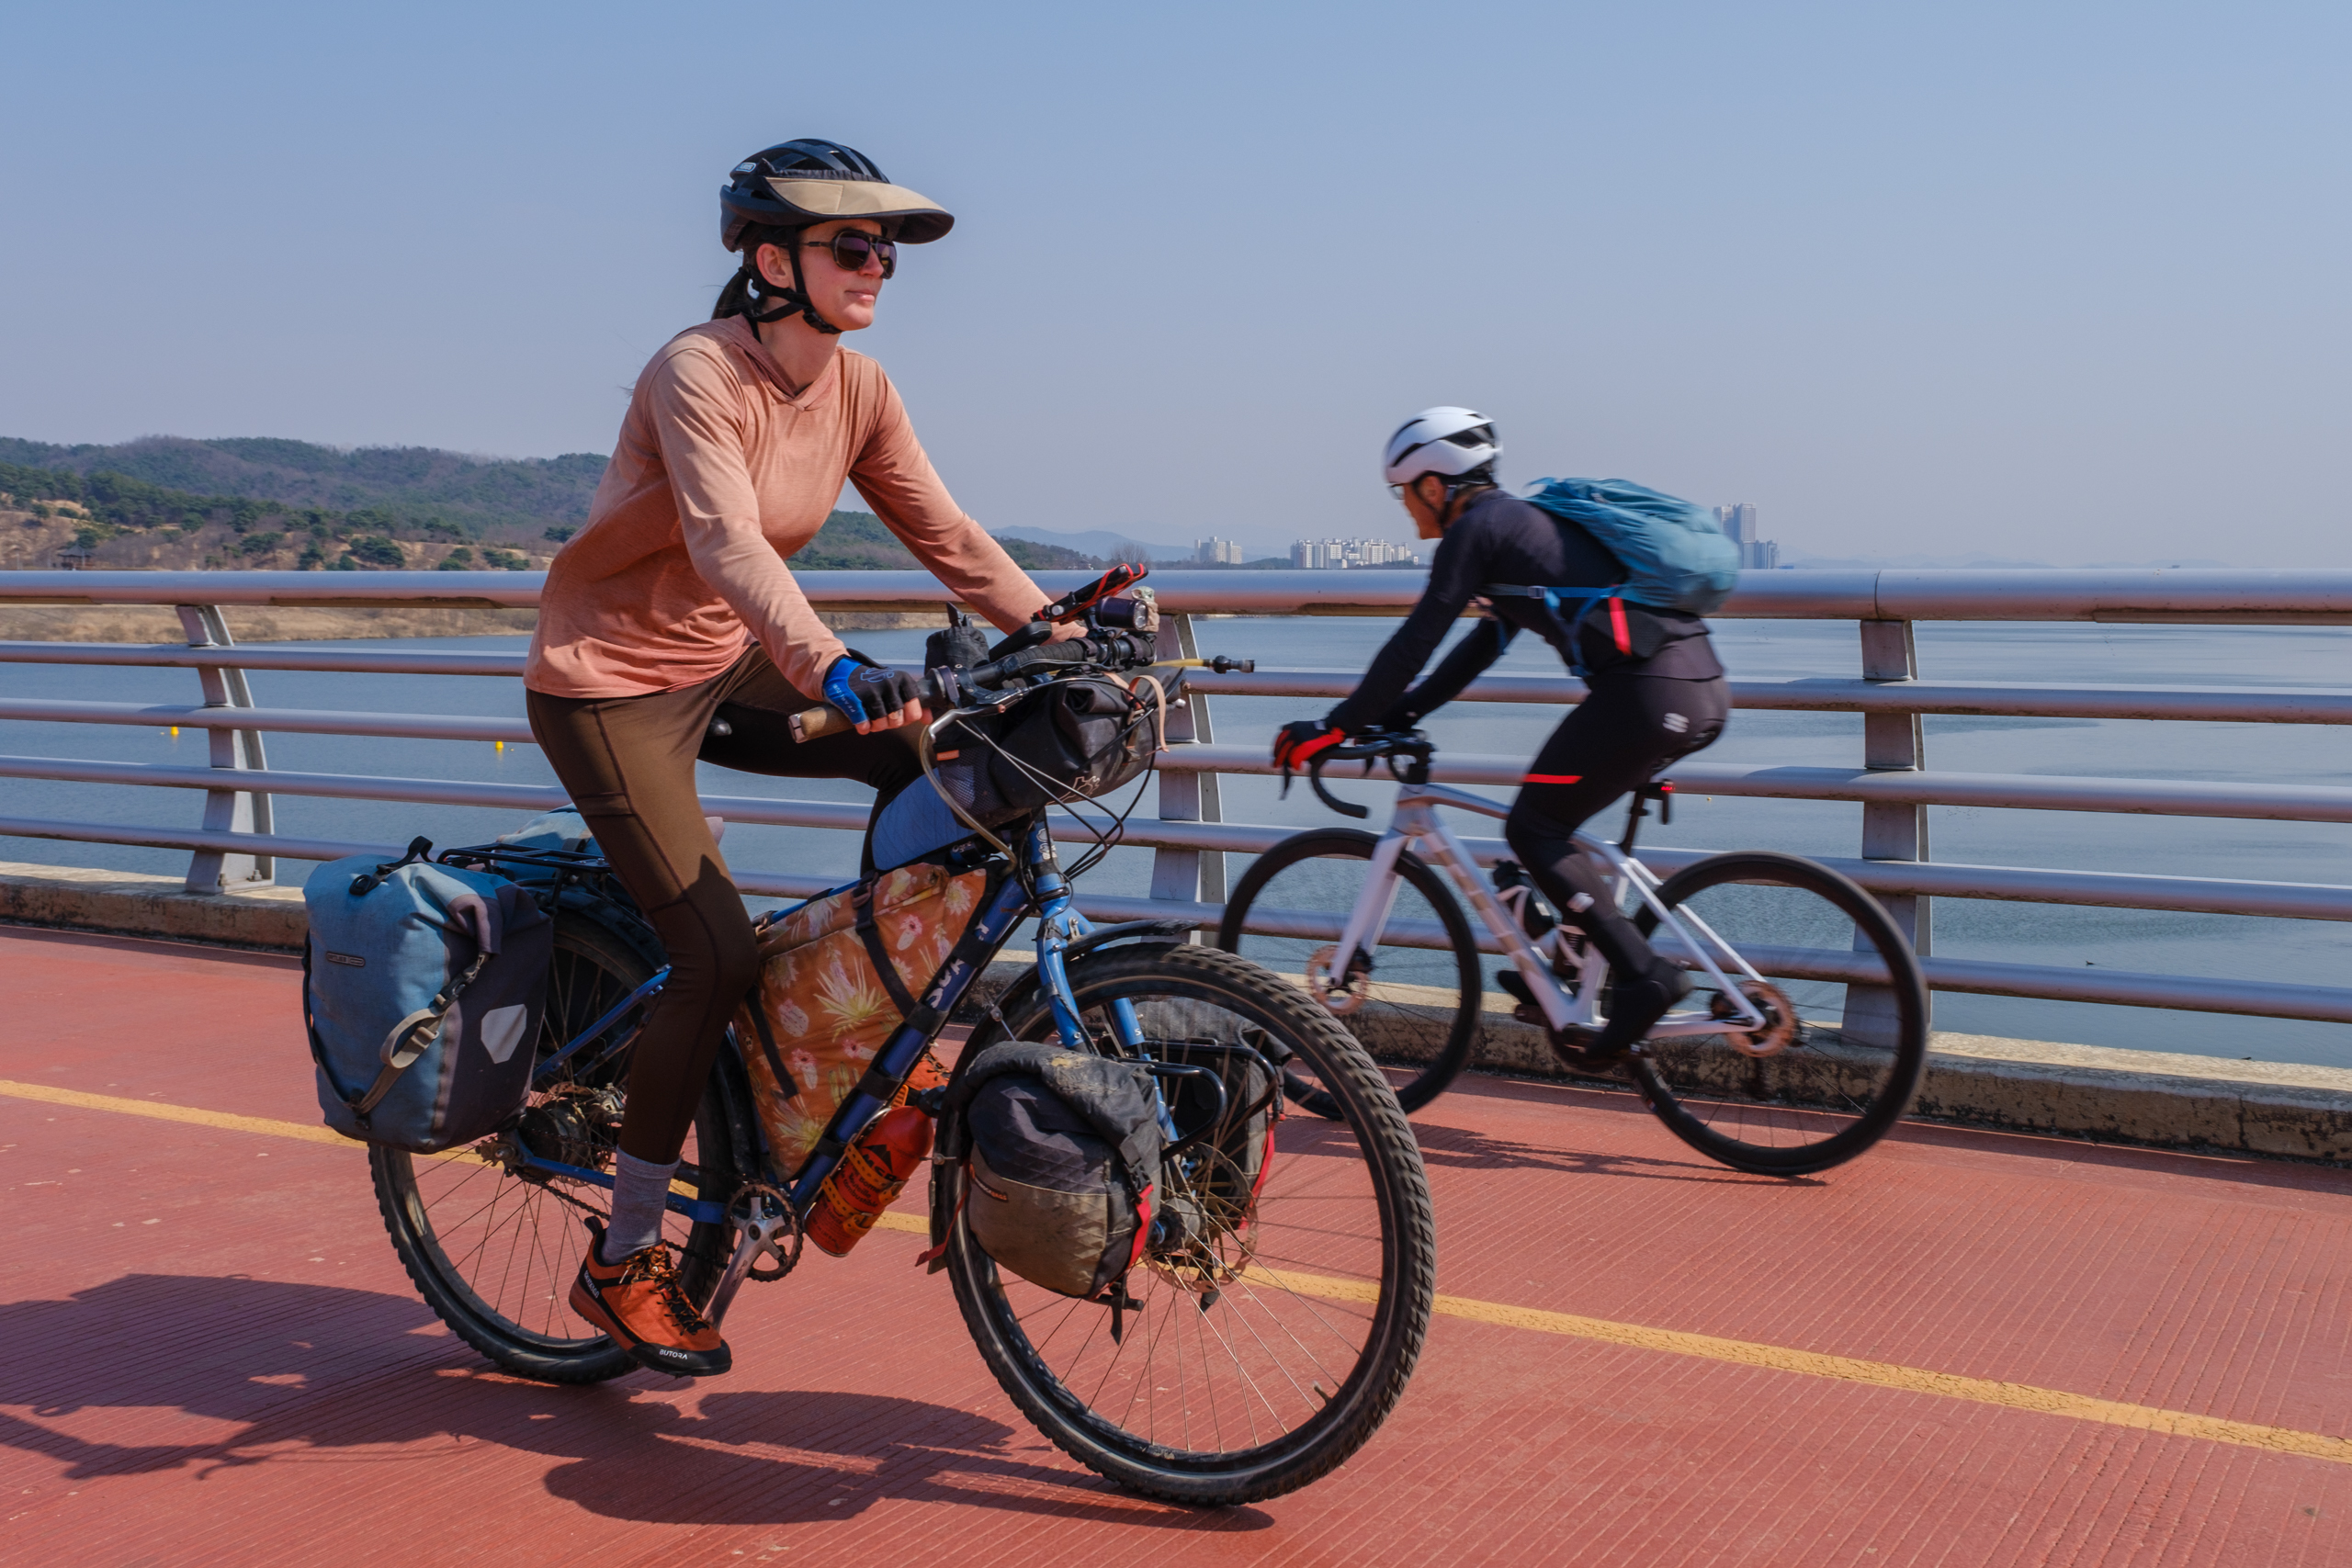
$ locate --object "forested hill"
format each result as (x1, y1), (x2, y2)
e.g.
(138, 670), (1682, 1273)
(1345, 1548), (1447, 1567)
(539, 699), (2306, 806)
(0, 438), (1119, 569)
(0, 435), (607, 536)
(0, 431), (1117, 574)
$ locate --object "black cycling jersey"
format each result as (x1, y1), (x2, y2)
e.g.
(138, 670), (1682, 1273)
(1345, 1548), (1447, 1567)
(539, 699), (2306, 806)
(1324, 488), (1724, 734)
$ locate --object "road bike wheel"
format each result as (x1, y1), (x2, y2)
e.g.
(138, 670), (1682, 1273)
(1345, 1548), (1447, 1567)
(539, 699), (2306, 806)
(1217, 829), (1480, 1118)
(1628, 850), (1928, 1176)
(950, 942), (1436, 1506)
(373, 908), (754, 1382)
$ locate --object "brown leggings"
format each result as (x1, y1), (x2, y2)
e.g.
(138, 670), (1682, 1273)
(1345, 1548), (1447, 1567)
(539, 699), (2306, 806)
(526, 648), (925, 1162)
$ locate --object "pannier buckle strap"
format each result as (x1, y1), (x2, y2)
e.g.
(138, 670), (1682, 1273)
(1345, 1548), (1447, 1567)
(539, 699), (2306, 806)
(348, 950), (492, 1123)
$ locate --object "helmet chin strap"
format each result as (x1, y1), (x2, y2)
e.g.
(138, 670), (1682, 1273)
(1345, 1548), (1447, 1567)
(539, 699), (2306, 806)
(740, 241), (841, 336)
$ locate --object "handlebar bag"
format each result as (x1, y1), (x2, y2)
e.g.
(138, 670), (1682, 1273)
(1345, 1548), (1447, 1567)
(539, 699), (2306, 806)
(300, 853), (552, 1153)
(942, 1042), (1166, 1300)
(732, 860), (989, 1179)
(933, 676), (1159, 827)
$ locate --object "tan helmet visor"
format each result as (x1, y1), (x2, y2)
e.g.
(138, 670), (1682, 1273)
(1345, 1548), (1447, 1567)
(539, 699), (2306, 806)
(763, 178), (954, 241)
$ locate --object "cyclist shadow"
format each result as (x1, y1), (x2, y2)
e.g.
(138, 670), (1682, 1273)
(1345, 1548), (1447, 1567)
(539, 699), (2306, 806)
(529, 1385), (1268, 1529)
(0, 1273), (1270, 1531)
(1407, 1119), (1821, 1187)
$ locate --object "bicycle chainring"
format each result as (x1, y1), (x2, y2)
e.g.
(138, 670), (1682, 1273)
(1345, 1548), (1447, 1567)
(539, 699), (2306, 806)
(727, 1181), (802, 1282)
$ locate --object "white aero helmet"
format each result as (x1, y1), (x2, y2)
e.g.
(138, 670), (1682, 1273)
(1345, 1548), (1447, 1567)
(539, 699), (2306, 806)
(1383, 407), (1499, 487)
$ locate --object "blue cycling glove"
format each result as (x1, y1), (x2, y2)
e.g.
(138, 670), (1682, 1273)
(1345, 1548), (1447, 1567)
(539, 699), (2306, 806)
(822, 656), (923, 726)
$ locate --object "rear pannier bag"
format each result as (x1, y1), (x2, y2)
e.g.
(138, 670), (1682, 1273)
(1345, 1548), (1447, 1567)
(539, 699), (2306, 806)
(301, 849), (553, 1152)
(945, 1042), (1166, 1299)
(732, 860), (989, 1179)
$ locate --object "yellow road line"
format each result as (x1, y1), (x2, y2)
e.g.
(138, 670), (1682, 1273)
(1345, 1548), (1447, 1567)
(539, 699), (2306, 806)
(1, 1077), (358, 1145)
(9, 1077), (2346, 1465)
(1241, 1265), (2352, 1464)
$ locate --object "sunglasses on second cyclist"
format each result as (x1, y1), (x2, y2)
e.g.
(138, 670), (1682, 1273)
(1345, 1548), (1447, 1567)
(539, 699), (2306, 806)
(801, 231), (897, 278)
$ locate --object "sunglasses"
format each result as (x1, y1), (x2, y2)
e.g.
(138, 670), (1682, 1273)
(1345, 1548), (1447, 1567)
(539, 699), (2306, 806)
(800, 231), (897, 278)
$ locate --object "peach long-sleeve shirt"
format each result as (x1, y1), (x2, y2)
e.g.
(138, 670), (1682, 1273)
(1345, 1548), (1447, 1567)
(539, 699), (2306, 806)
(525, 316), (1054, 699)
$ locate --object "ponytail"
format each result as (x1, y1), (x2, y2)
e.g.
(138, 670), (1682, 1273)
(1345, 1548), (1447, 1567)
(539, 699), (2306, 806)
(711, 264), (758, 321)
(713, 223), (831, 330)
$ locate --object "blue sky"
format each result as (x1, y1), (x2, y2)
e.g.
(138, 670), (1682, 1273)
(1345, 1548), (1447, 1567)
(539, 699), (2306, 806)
(3, 1), (2346, 563)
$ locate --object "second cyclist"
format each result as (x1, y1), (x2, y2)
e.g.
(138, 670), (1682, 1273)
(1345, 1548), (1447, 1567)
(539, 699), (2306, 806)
(1272, 409), (1733, 1067)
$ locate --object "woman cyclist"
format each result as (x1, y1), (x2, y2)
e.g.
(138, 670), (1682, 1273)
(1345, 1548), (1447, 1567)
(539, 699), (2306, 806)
(524, 139), (1074, 1376)
(1272, 408), (1732, 1070)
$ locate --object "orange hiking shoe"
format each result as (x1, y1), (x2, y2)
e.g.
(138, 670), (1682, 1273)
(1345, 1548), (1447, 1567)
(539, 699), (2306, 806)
(569, 1221), (732, 1377)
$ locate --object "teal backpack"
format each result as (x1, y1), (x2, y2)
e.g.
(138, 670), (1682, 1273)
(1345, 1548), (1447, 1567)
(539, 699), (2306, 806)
(1515, 477), (1741, 615)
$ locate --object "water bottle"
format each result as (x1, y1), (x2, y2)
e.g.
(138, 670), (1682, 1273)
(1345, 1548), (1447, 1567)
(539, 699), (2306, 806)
(808, 1104), (934, 1257)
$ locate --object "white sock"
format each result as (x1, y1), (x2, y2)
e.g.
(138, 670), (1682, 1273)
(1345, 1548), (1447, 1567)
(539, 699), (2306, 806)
(602, 1151), (678, 1261)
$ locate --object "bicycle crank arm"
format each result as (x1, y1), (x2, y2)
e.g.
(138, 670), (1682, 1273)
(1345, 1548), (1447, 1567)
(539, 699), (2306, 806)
(706, 1184), (799, 1327)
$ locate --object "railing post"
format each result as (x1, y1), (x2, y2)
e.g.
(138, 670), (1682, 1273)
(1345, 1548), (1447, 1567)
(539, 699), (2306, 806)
(1847, 618), (1928, 1044)
(175, 604), (275, 891)
(1148, 609), (1224, 931)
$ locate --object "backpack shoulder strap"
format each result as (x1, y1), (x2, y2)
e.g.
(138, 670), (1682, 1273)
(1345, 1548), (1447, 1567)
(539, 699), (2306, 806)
(1482, 583), (1623, 678)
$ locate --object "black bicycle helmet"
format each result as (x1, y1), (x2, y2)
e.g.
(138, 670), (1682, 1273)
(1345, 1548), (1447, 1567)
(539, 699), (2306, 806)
(717, 140), (953, 335)
(720, 139), (953, 250)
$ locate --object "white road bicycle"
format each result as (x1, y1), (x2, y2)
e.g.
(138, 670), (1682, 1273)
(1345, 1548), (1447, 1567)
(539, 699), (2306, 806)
(1217, 731), (1929, 1176)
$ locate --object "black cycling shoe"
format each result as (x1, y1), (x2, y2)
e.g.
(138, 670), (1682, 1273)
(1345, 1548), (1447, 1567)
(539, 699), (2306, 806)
(1566, 956), (1692, 1069)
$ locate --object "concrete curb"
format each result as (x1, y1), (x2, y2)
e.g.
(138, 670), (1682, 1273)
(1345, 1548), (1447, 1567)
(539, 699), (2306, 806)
(1450, 1002), (2352, 1163)
(6, 860), (2347, 1162)
(1, 861), (308, 951)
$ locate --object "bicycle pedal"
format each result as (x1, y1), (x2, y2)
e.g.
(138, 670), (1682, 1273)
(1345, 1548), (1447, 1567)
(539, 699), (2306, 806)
(1545, 1023), (1628, 1074)
(1495, 970), (1535, 1008)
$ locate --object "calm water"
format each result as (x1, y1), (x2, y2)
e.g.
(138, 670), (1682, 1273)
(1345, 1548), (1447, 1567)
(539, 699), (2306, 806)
(5, 617), (2347, 1066)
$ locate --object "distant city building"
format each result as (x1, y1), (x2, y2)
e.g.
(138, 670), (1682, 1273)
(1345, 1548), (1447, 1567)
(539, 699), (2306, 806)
(1290, 537), (1419, 569)
(1713, 503), (1779, 570)
(1194, 537), (1246, 565)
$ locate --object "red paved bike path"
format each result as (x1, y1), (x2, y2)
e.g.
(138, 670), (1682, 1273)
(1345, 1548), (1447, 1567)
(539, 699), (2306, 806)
(5, 925), (2351, 1566)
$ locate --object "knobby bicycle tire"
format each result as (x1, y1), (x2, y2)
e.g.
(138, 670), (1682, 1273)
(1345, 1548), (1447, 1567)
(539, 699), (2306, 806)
(1629, 850), (1929, 1176)
(373, 908), (756, 1382)
(948, 942), (1436, 1506)
(1216, 829), (1481, 1118)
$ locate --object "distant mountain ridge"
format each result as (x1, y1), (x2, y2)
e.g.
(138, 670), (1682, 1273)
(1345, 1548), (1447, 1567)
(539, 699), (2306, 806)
(990, 525), (1194, 562)
(0, 434), (606, 534)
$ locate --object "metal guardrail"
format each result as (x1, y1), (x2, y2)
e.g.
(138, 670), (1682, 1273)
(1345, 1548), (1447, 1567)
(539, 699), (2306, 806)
(3, 567), (2350, 1032)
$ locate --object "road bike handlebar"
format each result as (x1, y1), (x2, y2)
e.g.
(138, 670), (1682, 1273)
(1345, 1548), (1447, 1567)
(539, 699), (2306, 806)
(1289, 728), (1436, 818)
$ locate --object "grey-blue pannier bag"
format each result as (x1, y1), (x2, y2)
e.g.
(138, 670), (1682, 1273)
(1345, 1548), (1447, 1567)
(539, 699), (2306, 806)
(301, 840), (553, 1152)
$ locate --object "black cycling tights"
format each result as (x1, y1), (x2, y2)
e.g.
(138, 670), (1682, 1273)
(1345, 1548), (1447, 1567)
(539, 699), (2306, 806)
(1502, 671), (1731, 979)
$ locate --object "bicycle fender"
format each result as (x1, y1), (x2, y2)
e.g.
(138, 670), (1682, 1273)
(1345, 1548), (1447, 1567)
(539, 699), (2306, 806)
(1062, 919), (1194, 963)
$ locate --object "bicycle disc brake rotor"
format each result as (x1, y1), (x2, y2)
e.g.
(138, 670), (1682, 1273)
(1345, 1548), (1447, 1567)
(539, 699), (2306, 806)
(1714, 980), (1799, 1058)
(1142, 1151), (1257, 1292)
(1303, 943), (1366, 1016)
